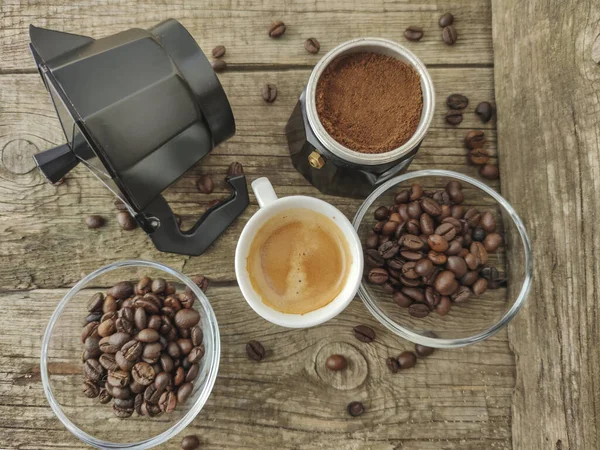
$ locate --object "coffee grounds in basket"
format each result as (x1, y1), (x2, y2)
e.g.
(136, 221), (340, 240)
(316, 52), (423, 154)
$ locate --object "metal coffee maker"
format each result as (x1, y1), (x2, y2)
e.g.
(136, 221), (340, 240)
(286, 38), (435, 198)
(29, 20), (249, 256)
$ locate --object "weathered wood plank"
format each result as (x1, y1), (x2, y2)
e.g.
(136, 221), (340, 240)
(0, 288), (513, 449)
(491, 0), (600, 449)
(0, 0), (492, 72)
(0, 68), (497, 289)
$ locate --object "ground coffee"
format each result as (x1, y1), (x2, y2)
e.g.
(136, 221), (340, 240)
(316, 52), (423, 154)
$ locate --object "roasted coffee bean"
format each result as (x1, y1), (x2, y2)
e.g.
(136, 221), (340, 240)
(85, 214), (106, 229)
(83, 380), (100, 398)
(116, 316), (133, 334)
(395, 190), (410, 204)
(101, 311), (117, 323)
(434, 271), (457, 296)
(408, 303), (430, 318)
(109, 281), (134, 300)
(246, 340), (265, 361)
(434, 222), (457, 241)
(188, 327), (203, 348)
(480, 164), (499, 180)
(440, 204), (451, 220)
(379, 235), (391, 246)
(401, 261), (420, 279)
(420, 198), (441, 217)
(428, 250), (447, 265)
(143, 342), (163, 364)
(469, 148), (490, 165)
(401, 287), (425, 303)
(85, 310), (102, 322)
(181, 435), (201, 450)
(326, 354), (346, 371)
(442, 25), (458, 45)
(113, 398), (135, 418)
(304, 37), (320, 54)
(401, 234), (423, 251)
(472, 278), (489, 295)
(102, 295), (118, 314)
(397, 204), (410, 221)
(178, 293), (195, 310)
(98, 319), (117, 337)
(268, 20), (286, 38)
(212, 45), (226, 58)
(175, 309), (200, 329)
(211, 59), (227, 72)
(164, 296), (182, 313)
(365, 249), (385, 268)
(387, 357), (400, 373)
(116, 351), (134, 371)
(167, 341), (182, 359)
(132, 362), (155, 386)
(424, 286), (441, 310)
(451, 285), (472, 303)
(149, 314), (163, 331)
(177, 382), (194, 404)
(368, 267), (388, 285)
(88, 292), (104, 312)
(261, 83), (278, 103)
(157, 391), (177, 413)
(381, 220), (399, 236)
(188, 345), (205, 364)
(117, 211), (137, 230)
(142, 401), (162, 417)
(378, 240), (400, 259)
(420, 213), (435, 235)
(460, 271), (479, 286)
(143, 383), (162, 405)
(447, 94), (468, 110)
(475, 101), (494, 123)
(130, 380), (145, 394)
(347, 401), (364, 417)
(427, 234), (448, 253)
(445, 110), (463, 125)
(162, 306), (176, 320)
(152, 371), (170, 393)
(446, 239), (463, 256)
(107, 369), (130, 388)
(464, 208), (481, 227)
(353, 325), (376, 343)
(397, 351), (417, 369)
(83, 359), (104, 382)
(81, 322), (100, 343)
(134, 393), (144, 415)
(479, 211), (496, 233)
(174, 366), (186, 386)
(439, 12), (454, 27)
(406, 218), (421, 235)
(387, 256), (405, 271)
(400, 275), (422, 287)
(393, 290), (413, 307)
(483, 233), (502, 252)
(400, 250), (424, 261)
(435, 296), (452, 315)
(374, 206), (389, 221)
(227, 161), (244, 178)
(465, 130), (486, 149)
(107, 384), (131, 400)
(472, 227), (486, 242)
(433, 189), (451, 205)
(404, 26), (424, 41)
(415, 344), (435, 357)
(84, 336), (101, 359)
(100, 354), (119, 371)
(148, 279), (165, 295)
(445, 181), (464, 204)
(134, 307), (147, 330)
(99, 388), (112, 404)
(444, 256), (467, 278)
(470, 242), (488, 265)
(414, 258), (434, 277)
(407, 201), (422, 219)
(450, 205), (465, 219)
(464, 253), (479, 271)
(409, 183), (423, 201)
(365, 233), (379, 249)
(479, 265), (499, 281)
(121, 339), (143, 361)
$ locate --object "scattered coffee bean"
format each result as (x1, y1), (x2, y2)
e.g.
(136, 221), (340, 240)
(181, 435), (201, 450)
(404, 26), (424, 41)
(261, 83), (278, 103)
(465, 130), (486, 149)
(475, 101), (493, 123)
(347, 401), (364, 417)
(469, 148), (490, 165)
(415, 344), (435, 357)
(212, 59), (227, 73)
(212, 45), (226, 58)
(304, 37), (320, 54)
(326, 354), (346, 371)
(227, 161), (244, 177)
(196, 175), (214, 194)
(353, 325), (376, 343)
(85, 215), (105, 229)
(397, 351), (417, 369)
(480, 163), (499, 180)
(246, 340), (265, 361)
(447, 94), (468, 110)
(442, 25), (458, 45)
(117, 211), (137, 230)
(439, 12), (454, 27)
(445, 110), (463, 125)
(268, 21), (286, 38)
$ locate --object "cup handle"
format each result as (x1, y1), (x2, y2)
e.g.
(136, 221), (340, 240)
(251, 177), (278, 208)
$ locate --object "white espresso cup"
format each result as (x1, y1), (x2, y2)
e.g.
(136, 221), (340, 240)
(235, 177), (364, 328)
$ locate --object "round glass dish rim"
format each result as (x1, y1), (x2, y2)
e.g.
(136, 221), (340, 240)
(40, 259), (221, 449)
(352, 169), (533, 348)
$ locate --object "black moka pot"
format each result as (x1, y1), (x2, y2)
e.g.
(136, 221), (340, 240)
(29, 19), (249, 256)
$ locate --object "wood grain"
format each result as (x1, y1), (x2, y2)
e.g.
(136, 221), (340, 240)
(0, 0), (492, 72)
(0, 68), (497, 290)
(0, 288), (513, 449)
(492, 0), (600, 449)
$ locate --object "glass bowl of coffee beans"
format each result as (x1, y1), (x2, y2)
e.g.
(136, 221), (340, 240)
(353, 169), (532, 348)
(40, 260), (220, 449)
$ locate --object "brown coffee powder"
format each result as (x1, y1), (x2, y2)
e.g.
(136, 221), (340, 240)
(316, 52), (423, 154)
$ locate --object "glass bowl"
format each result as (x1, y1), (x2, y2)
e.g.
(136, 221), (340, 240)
(353, 170), (532, 348)
(40, 260), (220, 449)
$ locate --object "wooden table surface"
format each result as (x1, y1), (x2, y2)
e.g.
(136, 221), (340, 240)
(0, 0), (596, 448)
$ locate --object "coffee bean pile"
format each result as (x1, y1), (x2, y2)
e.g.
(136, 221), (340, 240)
(364, 181), (504, 318)
(81, 277), (208, 418)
